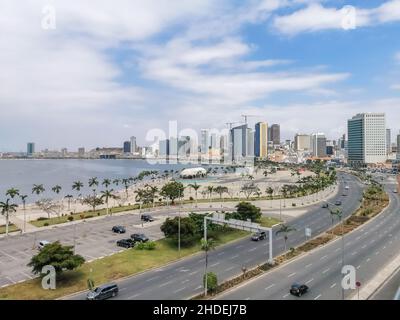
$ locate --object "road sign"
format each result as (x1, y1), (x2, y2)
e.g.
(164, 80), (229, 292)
(356, 281), (361, 287)
(305, 227), (312, 238)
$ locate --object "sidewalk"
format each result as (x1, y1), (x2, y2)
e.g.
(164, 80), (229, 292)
(350, 251), (400, 300)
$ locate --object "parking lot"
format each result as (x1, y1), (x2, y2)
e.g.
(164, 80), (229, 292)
(0, 211), (172, 288)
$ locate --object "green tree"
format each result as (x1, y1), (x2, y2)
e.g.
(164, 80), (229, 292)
(201, 238), (216, 295)
(88, 177), (99, 197)
(0, 199), (18, 236)
(188, 183), (201, 207)
(82, 195), (104, 213)
(6, 188), (19, 199)
(20, 194), (28, 211)
(102, 179), (111, 189)
(214, 186), (228, 200)
(32, 184), (45, 196)
(51, 185), (62, 195)
(203, 272), (218, 293)
(100, 189), (119, 215)
(160, 216), (197, 246)
(72, 181), (84, 197)
(234, 202), (261, 222)
(28, 241), (85, 276)
(160, 181), (185, 204)
(121, 178), (131, 198)
(275, 224), (297, 252)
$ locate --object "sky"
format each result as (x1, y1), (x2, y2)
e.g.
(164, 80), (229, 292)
(0, 0), (399, 152)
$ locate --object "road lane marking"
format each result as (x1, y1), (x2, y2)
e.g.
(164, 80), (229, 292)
(306, 278), (314, 284)
(229, 254), (239, 260)
(159, 280), (173, 287)
(181, 279), (190, 284)
(173, 287), (186, 294)
(235, 245), (244, 249)
(217, 251), (225, 256)
(330, 283), (337, 289)
(366, 258), (371, 262)
(361, 245), (367, 249)
(194, 285), (202, 291)
(334, 248), (340, 252)
(283, 293), (290, 298)
(225, 266), (235, 272)
(314, 294), (322, 300)
(375, 251), (380, 255)
(288, 272), (296, 278)
(127, 293), (140, 299)
(146, 276), (160, 282)
(356, 265), (361, 269)
(320, 255), (328, 260)
(210, 262), (220, 267)
(265, 284), (275, 291)
(351, 251), (357, 256)
(305, 263), (312, 268)
(322, 268), (330, 274)
(249, 247), (257, 252)
(188, 271), (198, 276)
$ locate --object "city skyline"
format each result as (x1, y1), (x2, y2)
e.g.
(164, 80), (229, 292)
(1, 1), (400, 151)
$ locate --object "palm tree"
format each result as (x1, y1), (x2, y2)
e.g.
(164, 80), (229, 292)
(0, 199), (18, 236)
(275, 224), (297, 252)
(207, 186), (214, 201)
(102, 179), (111, 190)
(72, 181), (83, 194)
(88, 177), (99, 197)
(201, 238), (216, 296)
(32, 184), (45, 196)
(51, 185), (62, 195)
(188, 183), (201, 207)
(20, 194), (28, 211)
(330, 207), (343, 235)
(113, 179), (120, 187)
(122, 178), (131, 198)
(6, 188), (20, 199)
(145, 184), (158, 208)
(101, 189), (119, 215)
(266, 187), (274, 208)
(65, 194), (73, 210)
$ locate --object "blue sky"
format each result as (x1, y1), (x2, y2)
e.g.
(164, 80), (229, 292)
(0, 0), (399, 151)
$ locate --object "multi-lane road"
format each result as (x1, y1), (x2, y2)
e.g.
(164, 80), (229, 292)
(66, 172), (363, 299)
(219, 174), (399, 300)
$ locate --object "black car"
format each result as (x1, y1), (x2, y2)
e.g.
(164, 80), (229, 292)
(321, 203), (329, 208)
(289, 283), (309, 297)
(112, 226), (126, 234)
(87, 283), (119, 300)
(117, 238), (135, 248)
(335, 200), (342, 206)
(141, 214), (155, 222)
(131, 233), (149, 242)
(251, 231), (267, 241)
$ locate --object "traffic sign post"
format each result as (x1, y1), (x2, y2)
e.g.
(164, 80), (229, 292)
(356, 281), (361, 300)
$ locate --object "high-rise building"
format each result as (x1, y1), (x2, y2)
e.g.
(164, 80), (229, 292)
(311, 133), (327, 157)
(123, 141), (131, 153)
(294, 134), (311, 151)
(130, 136), (137, 154)
(270, 124), (280, 145)
(387, 129), (391, 155)
(230, 124), (248, 162)
(254, 122), (268, 159)
(348, 113), (386, 166)
(397, 133), (400, 160)
(27, 142), (35, 156)
(247, 128), (254, 157)
(200, 129), (209, 154)
(78, 147), (85, 158)
(159, 139), (169, 157)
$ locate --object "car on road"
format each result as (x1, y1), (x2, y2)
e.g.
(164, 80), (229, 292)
(87, 283), (119, 300)
(289, 283), (309, 297)
(335, 200), (342, 206)
(116, 238), (135, 248)
(394, 189), (398, 194)
(342, 193), (347, 196)
(131, 233), (149, 242)
(112, 226), (126, 234)
(345, 186), (350, 190)
(38, 240), (51, 250)
(141, 214), (155, 222)
(322, 203), (329, 208)
(251, 231), (267, 241)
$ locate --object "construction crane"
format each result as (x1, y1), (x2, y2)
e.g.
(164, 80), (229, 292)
(225, 122), (239, 130)
(241, 114), (258, 124)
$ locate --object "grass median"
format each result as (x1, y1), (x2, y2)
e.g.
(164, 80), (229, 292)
(0, 229), (249, 300)
(0, 224), (20, 235)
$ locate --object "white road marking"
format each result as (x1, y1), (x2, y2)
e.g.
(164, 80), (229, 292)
(127, 293), (140, 299)
(146, 276), (160, 282)
(334, 248), (340, 252)
(159, 280), (173, 287)
(330, 283), (337, 289)
(210, 262), (220, 267)
(320, 255), (328, 260)
(225, 266), (235, 272)
(249, 247), (257, 252)
(283, 293), (290, 298)
(173, 287), (186, 293)
(306, 278), (314, 284)
(351, 251), (357, 256)
(181, 279), (190, 284)
(305, 263), (313, 268)
(288, 272), (296, 278)
(265, 284), (275, 291)
(217, 251), (225, 256)
(322, 268), (330, 274)
(356, 265), (361, 269)
(229, 254), (239, 260)
(375, 251), (380, 255)
(194, 285), (202, 291)
(314, 294), (322, 300)
(188, 271), (198, 276)
(366, 258), (371, 262)
(361, 245), (367, 249)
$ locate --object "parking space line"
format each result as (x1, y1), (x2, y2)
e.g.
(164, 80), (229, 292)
(330, 283), (337, 289)
(306, 278), (314, 284)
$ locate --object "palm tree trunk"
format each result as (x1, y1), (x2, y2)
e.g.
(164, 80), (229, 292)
(5, 212), (9, 237)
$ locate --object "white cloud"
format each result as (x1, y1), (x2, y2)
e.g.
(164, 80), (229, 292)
(273, 1), (400, 35)
(391, 84), (400, 90)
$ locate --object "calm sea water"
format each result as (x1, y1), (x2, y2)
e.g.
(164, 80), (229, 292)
(0, 159), (215, 204)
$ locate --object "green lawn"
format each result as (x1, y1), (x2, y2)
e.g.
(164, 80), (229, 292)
(0, 224), (20, 234)
(0, 229), (248, 300)
(258, 216), (281, 228)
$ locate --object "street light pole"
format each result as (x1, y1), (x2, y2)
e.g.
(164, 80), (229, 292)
(204, 217), (208, 297)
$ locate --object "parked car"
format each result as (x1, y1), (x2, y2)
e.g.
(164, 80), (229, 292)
(335, 200), (342, 206)
(289, 283), (309, 297)
(116, 238), (135, 248)
(141, 214), (154, 222)
(322, 203), (329, 208)
(87, 283), (119, 300)
(112, 226), (126, 234)
(345, 186), (350, 190)
(38, 240), (51, 250)
(131, 233), (149, 242)
(251, 231), (267, 241)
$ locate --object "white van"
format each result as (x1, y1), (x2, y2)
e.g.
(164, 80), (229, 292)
(38, 240), (51, 250)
